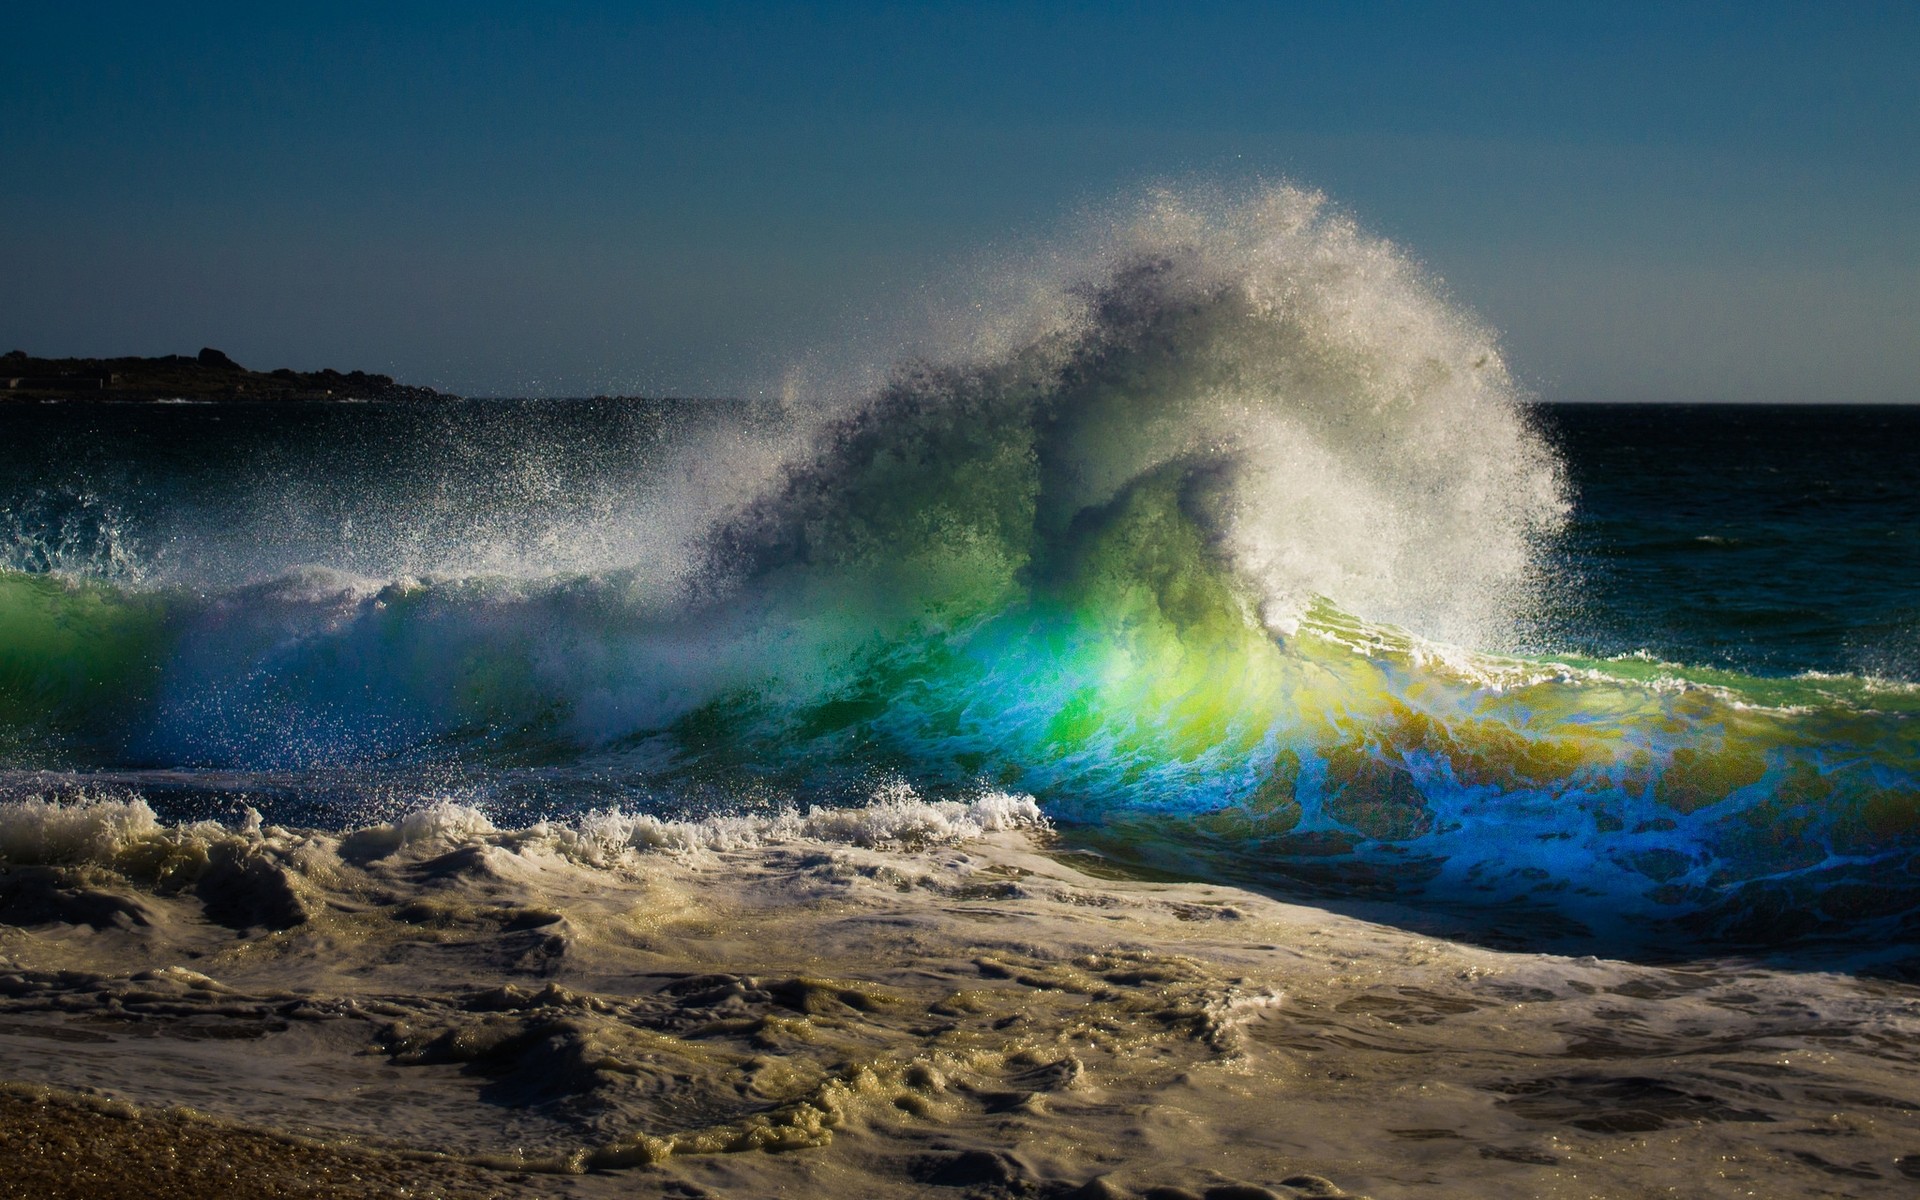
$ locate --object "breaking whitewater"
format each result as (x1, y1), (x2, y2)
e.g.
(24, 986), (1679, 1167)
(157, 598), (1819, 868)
(4, 187), (1919, 1197)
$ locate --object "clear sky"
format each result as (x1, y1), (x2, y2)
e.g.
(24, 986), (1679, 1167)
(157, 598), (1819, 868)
(4, 2), (1915, 401)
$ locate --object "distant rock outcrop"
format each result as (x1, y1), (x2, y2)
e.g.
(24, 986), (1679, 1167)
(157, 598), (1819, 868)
(1, 349), (456, 402)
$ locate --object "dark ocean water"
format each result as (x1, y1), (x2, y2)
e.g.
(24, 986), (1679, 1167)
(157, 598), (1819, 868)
(1534, 403), (1920, 681)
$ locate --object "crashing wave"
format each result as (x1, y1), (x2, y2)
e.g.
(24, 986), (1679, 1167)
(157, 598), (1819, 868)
(1, 185), (1915, 942)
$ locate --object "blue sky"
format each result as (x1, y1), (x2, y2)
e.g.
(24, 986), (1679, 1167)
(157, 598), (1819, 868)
(4, 2), (1915, 400)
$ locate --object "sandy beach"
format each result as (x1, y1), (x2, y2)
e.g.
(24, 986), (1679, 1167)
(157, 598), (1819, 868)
(2, 794), (1916, 1199)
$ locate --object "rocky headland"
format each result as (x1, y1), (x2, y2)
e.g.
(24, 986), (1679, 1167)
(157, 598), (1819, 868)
(1, 348), (454, 402)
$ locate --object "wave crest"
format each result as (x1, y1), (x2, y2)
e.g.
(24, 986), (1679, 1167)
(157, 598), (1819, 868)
(728, 184), (1567, 647)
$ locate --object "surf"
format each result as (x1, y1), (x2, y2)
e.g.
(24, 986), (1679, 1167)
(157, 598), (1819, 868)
(3, 185), (1916, 946)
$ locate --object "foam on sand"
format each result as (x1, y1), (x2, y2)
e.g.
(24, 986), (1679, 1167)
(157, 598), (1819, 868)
(4, 790), (1918, 1198)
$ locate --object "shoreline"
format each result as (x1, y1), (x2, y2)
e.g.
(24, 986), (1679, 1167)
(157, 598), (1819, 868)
(3, 797), (1918, 1197)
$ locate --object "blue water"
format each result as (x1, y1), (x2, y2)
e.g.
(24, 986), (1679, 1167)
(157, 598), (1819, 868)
(2, 191), (1915, 951)
(1535, 403), (1920, 680)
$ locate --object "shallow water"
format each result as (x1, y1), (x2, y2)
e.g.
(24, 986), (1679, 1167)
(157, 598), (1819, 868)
(1, 796), (1917, 1198)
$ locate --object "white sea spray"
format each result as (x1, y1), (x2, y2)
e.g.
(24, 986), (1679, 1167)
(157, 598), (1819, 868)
(0, 783), (1048, 873)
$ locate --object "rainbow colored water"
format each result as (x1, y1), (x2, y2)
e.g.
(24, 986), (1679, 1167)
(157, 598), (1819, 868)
(3, 188), (1916, 947)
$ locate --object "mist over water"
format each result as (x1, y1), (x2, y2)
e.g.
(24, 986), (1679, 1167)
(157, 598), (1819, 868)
(4, 185), (1917, 952)
(732, 186), (1568, 648)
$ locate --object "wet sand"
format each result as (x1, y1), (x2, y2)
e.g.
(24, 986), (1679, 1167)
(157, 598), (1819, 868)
(0, 1085), (541, 1199)
(3, 798), (1919, 1198)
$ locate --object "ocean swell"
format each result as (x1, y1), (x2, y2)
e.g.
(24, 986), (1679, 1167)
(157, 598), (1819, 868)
(3, 185), (1916, 944)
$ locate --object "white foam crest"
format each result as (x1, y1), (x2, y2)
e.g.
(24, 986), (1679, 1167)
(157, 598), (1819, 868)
(394, 799), (500, 845)
(547, 784), (1049, 865)
(0, 794), (164, 864)
(0, 787), (1048, 873)
(1799, 670), (1920, 696)
(1113, 188), (1566, 645)
(789, 183), (1569, 649)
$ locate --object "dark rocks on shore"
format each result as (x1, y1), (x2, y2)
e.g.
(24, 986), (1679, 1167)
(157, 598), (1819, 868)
(0, 348), (456, 402)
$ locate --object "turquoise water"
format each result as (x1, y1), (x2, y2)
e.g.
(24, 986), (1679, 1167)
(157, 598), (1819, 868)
(3, 191), (1915, 949)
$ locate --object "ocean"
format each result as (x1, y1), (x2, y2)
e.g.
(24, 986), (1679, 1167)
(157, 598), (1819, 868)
(3, 189), (1917, 1197)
